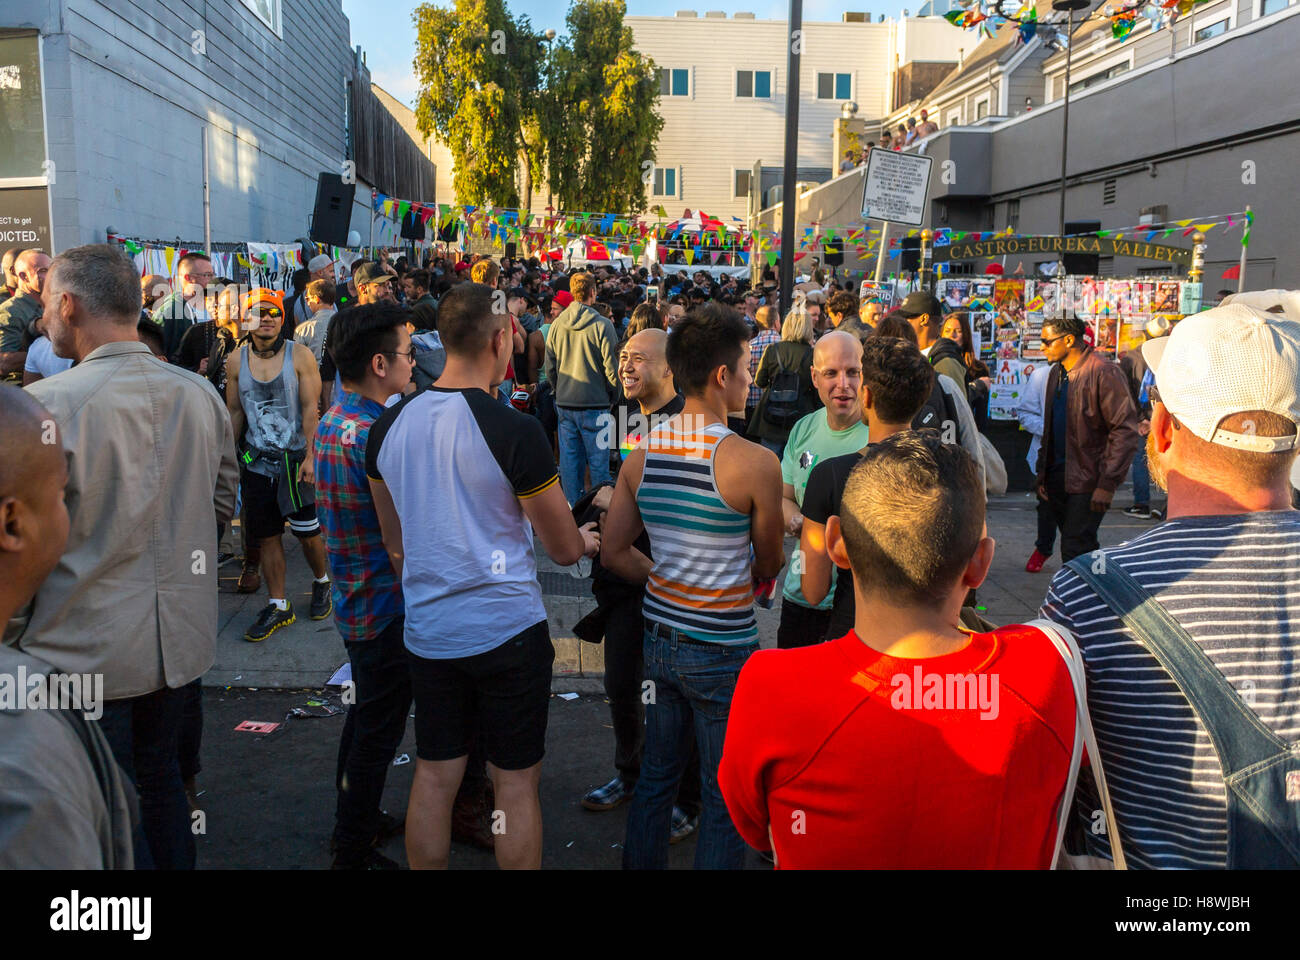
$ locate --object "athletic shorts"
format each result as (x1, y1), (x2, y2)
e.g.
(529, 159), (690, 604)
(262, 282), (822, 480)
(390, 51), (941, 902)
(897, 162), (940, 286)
(407, 620), (554, 770)
(241, 467), (320, 541)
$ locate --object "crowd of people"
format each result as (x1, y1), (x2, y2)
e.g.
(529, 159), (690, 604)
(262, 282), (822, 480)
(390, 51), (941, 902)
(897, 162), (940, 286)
(840, 110), (941, 172)
(1, 236), (1298, 871)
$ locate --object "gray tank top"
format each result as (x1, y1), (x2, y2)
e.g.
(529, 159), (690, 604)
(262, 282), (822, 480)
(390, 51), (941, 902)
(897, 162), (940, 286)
(239, 341), (304, 476)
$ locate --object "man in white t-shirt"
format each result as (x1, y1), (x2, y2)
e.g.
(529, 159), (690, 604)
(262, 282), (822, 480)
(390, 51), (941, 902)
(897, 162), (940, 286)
(367, 281), (599, 870)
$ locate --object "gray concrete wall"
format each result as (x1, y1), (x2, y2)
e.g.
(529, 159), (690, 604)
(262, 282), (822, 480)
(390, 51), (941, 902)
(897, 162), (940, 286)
(2, 0), (363, 251)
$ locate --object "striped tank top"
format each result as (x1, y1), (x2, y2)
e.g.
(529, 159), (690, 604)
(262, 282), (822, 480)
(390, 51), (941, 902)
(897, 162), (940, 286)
(637, 418), (757, 646)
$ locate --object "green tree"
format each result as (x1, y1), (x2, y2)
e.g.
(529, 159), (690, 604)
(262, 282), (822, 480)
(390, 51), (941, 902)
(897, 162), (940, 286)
(412, 0), (545, 209)
(541, 0), (663, 214)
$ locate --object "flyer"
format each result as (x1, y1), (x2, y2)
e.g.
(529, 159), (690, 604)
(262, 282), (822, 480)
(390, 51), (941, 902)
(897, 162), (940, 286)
(1038, 281), (1060, 320)
(973, 313), (996, 362)
(1021, 314), (1045, 360)
(988, 358), (1024, 421)
(1152, 281), (1179, 314)
(1118, 320), (1147, 355)
(942, 279), (969, 309)
(994, 279), (1026, 326)
(1131, 280), (1154, 322)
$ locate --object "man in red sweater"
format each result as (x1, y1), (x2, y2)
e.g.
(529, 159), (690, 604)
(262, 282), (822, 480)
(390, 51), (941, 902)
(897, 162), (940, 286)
(719, 431), (1077, 868)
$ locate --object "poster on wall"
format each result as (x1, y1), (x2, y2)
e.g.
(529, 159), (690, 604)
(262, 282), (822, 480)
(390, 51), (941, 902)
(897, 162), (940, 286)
(974, 313), (996, 363)
(942, 279), (969, 309)
(994, 279), (1026, 326)
(0, 187), (54, 253)
(996, 323), (1020, 359)
(1118, 320), (1147, 355)
(1152, 281), (1180, 314)
(989, 358), (1025, 421)
(1021, 314), (1045, 361)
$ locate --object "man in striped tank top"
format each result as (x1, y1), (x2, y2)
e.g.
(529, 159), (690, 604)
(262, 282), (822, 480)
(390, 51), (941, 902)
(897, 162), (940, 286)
(603, 303), (785, 869)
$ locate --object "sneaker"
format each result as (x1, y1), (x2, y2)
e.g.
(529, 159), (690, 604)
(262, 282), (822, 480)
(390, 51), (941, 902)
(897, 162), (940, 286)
(1124, 504), (1152, 519)
(669, 805), (698, 844)
(217, 552), (238, 567)
(581, 776), (632, 811)
(310, 580), (333, 620)
(244, 602), (295, 642)
(1025, 549), (1049, 573)
(1149, 508), (1164, 521)
(330, 849), (401, 870)
(236, 561), (262, 594)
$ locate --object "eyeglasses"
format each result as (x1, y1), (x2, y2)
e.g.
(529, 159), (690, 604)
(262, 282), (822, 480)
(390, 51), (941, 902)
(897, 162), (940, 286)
(1039, 333), (1070, 347)
(1148, 384), (1161, 405)
(382, 349), (416, 362)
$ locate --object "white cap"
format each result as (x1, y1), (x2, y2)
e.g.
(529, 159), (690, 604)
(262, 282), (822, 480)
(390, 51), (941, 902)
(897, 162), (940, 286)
(1218, 289), (1300, 317)
(308, 254), (334, 272)
(1142, 303), (1300, 453)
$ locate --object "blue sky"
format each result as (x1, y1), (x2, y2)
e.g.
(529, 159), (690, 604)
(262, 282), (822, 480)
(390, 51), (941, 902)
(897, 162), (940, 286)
(343, 1), (914, 108)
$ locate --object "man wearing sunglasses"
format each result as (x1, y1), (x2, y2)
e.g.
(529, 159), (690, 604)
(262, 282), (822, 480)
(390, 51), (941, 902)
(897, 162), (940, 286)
(1033, 315), (1141, 564)
(225, 288), (332, 642)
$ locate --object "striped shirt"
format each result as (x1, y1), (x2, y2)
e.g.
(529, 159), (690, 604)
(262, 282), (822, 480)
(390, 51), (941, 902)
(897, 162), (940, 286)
(1040, 511), (1300, 869)
(637, 419), (757, 645)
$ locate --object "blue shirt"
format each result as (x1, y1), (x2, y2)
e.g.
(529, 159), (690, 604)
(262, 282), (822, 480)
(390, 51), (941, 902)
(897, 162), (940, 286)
(314, 390), (403, 643)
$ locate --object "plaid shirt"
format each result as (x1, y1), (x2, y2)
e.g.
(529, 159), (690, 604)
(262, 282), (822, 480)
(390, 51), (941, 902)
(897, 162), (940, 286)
(315, 390), (403, 643)
(747, 329), (782, 408)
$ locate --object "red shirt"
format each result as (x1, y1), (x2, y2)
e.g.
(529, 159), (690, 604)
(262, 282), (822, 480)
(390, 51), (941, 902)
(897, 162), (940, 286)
(718, 625), (1076, 869)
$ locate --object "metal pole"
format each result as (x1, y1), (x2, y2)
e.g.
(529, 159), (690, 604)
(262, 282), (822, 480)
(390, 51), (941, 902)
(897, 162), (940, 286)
(873, 220), (890, 284)
(1057, 8), (1074, 239)
(778, 0), (803, 317)
(368, 188), (375, 255)
(201, 126), (212, 255)
(1236, 204), (1250, 292)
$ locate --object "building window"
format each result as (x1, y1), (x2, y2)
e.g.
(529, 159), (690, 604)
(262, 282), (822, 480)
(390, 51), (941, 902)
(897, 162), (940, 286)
(1194, 19), (1229, 41)
(816, 73), (852, 100)
(1102, 179), (1116, 205)
(1007, 199), (1020, 232)
(1097, 256), (1114, 277)
(0, 34), (46, 181)
(947, 109), (961, 127)
(652, 167), (678, 198)
(736, 70), (772, 98)
(1068, 61), (1130, 95)
(1262, 0), (1291, 14)
(974, 98), (989, 120)
(239, 0), (282, 37)
(657, 68), (689, 97)
(734, 169), (751, 199)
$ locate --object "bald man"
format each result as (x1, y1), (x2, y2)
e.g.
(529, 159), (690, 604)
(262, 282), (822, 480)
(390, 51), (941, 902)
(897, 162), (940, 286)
(0, 385), (135, 868)
(578, 326), (699, 822)
(0, 249), (49, 383)
(776, 330), (868, 649)
(140, 274), (171, 316)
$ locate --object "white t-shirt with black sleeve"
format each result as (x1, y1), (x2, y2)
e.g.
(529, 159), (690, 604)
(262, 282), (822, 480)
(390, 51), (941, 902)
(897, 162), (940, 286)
(365, 386), (560, 660)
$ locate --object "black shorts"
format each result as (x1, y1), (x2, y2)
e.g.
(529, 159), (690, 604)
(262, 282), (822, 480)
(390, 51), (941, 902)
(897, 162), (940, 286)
(241, 467), (319, 541)
(407, 620), (554, 770)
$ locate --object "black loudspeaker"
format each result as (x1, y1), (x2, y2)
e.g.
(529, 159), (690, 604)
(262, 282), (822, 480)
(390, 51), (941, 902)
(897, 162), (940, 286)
(900, 236), (921, 272)
(822, 246), (844, 267)
(437, 219), (460, 244)
(309, 173), (355, 247)
(505, 241), (517, 260)
(1063, 220), (1101, 275)
(400, 209), (425, 241)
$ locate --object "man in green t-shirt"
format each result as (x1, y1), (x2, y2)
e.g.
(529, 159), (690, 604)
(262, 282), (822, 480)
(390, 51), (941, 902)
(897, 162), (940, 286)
(777, 330), (867, 648)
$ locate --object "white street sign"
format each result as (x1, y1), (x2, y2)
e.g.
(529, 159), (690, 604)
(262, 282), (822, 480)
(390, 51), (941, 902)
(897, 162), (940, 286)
(861, 149), (933, 227)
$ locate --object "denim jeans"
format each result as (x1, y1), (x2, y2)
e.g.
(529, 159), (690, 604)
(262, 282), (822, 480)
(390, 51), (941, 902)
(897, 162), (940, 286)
(1130, 443), (1151, 507)
(623, 621), (756, 870)
(99, 685), (192, 870)
(333, 617), (412, 862)
(557, 406), (613, 505)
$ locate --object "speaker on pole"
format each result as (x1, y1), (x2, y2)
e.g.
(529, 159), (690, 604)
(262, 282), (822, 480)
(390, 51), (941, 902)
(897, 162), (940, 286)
(1063, 220), (1101, 274)
(309, 173), (355, 247)
(900, 236), (921, 272)
(400, 209), (425, 241)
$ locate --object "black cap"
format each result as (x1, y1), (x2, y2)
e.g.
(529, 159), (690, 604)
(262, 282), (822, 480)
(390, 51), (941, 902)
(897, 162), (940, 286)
(506, 286), (528, 301)
(897, 291), (943, 320)
(355, 262), (391, 287)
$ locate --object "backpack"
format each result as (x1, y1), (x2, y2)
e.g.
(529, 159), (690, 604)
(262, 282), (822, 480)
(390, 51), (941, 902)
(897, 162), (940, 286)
(912, 376), (959, 435)
(761, 346), (805, 430)
(1066, 555), (1300, 868)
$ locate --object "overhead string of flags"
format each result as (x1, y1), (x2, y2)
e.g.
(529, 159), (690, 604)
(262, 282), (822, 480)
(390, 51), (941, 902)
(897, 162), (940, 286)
(944, 0), (1219, 44)
(370, 190), (1254, 266)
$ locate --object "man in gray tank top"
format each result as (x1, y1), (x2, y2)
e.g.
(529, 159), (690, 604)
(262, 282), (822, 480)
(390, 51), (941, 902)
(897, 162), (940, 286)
(225, 289), (332, 642)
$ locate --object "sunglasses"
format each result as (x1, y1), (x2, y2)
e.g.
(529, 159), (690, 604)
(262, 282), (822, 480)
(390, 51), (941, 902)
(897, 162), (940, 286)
(1039, 333), (1070, 347)
(248, 307), (282, 319)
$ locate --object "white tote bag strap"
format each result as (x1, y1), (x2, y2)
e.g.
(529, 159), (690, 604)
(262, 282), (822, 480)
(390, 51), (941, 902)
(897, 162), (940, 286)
(1028, 619), (1127, 870)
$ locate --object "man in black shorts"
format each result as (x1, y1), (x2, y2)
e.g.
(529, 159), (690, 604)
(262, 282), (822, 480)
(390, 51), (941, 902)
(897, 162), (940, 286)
(367, 282), (599, 869)
(799, 336), (936, 642)
(225, 289), (332, 641)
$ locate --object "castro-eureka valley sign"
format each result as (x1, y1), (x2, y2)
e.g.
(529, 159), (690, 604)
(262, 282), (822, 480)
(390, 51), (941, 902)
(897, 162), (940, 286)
(934, 235), (1191, 266)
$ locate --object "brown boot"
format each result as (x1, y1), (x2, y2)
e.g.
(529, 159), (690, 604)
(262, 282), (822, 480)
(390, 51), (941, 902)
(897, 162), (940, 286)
(237, 545), (262, 594)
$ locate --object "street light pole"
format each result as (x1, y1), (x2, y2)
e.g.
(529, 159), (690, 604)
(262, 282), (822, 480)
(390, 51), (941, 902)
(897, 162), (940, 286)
(779, 0), (803, 317)
(1053, 0), (1089, 239)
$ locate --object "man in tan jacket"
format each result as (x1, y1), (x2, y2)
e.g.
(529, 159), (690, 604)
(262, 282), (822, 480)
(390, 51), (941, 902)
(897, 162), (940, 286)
(18, 244), (237, 869)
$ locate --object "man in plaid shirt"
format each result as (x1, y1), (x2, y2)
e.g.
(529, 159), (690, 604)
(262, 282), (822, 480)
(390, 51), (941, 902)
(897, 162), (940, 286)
(314, 302), (414, 870)
(746, 304), (781, 426)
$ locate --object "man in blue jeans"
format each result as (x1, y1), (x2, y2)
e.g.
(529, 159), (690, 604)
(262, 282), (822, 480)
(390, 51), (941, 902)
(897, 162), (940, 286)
(543, 271), (619, 504)
(602, 304), (785, 869)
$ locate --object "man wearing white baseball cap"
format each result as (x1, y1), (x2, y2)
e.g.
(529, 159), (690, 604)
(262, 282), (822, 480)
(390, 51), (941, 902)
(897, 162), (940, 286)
(1041, 301), (1300, 869)
(308, 253), (336, 284)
